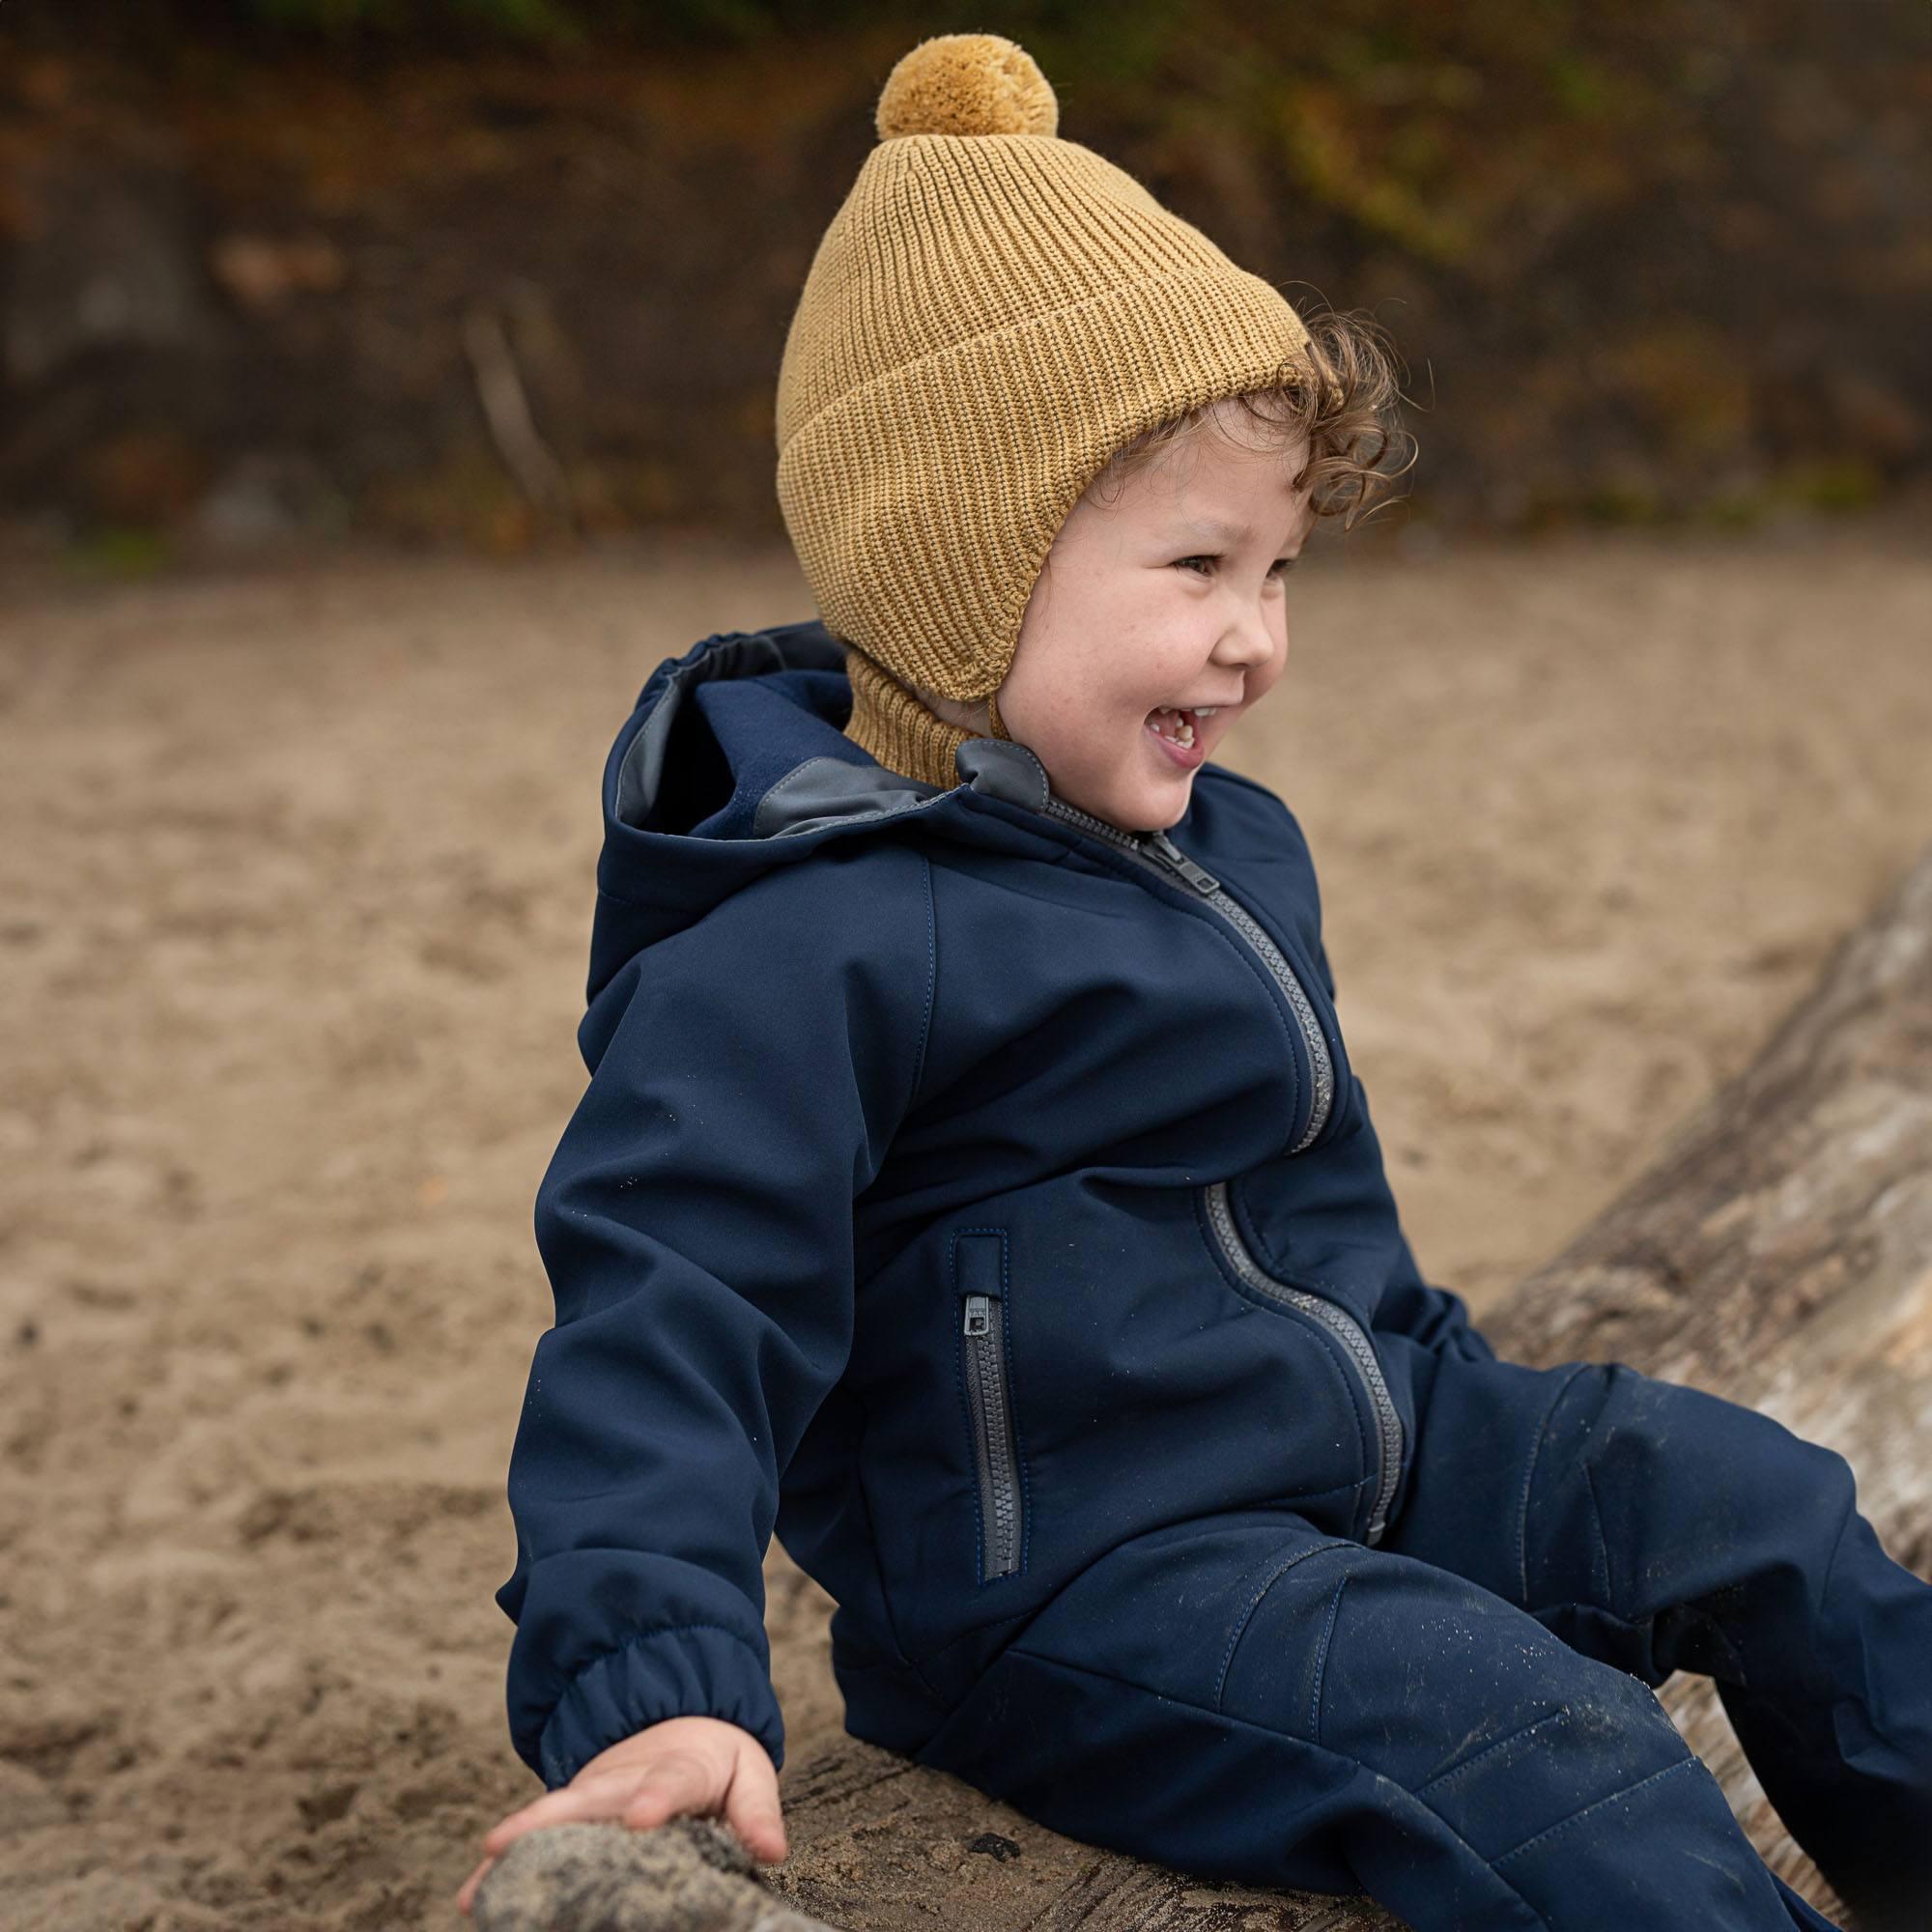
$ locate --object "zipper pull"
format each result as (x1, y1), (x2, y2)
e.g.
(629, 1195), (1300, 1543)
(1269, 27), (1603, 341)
(962, 1293), (993, 1337)
(1140, 830), (1219, 895)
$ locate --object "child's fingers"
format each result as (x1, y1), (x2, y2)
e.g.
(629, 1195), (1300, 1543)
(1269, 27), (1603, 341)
(723, 1779), (787, 1863)
(722, 1746), (787, 1863)
(479, 1765), (646, 1854)
(454, 1851), (495, 1916)
(464, 1746), (742, 1912)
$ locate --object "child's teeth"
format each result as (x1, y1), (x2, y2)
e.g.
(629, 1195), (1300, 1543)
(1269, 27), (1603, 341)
(1147, 705), (1199, 748)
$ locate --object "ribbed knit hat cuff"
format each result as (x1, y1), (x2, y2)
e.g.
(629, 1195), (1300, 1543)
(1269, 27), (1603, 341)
(839, 644), (984, 791)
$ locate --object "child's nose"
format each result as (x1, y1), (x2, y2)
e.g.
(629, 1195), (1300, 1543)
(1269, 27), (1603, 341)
(1214, 605), (1279, 669)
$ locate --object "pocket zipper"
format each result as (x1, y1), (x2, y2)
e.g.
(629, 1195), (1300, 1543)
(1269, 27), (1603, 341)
(1201, 1179), (1404, 1546)
(961, 1292), (1023, 1579)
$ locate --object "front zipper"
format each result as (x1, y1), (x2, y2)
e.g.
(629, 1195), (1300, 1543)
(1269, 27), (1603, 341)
(1201, 1179), (1405, 1546)
(961, 1291), (1022, 1578)
(1037, 795), (1334, 1153)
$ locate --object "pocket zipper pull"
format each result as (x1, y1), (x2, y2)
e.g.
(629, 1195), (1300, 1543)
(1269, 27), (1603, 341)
(1140, 830), (1220, 894)
(962, 1293), (993, 1337)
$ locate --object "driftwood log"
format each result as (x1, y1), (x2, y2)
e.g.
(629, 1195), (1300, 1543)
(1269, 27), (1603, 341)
(480, 842), (1932, 1932)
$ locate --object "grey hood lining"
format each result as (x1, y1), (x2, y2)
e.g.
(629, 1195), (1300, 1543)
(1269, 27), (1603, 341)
(614, 629), (1055, 841)
(753, 756), (943, 838)
(614, 633), (791, 830)
(753, 738), (1052, 838)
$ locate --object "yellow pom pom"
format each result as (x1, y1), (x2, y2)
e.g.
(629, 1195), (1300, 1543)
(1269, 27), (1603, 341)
(875, 34), (1059, 141)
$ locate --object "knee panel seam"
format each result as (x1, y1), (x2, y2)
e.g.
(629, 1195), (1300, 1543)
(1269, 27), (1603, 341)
(1415, 1707), (1570, 1803)
(1491, 1754), (1702, 1873)
(1309, 1575), (1350, 1744)
(1212, 1540), (1353, 1714)
(1005, 1645), (1555, 1929)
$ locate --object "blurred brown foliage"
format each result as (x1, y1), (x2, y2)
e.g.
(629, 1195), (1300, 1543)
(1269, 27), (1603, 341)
(0, 2), (1924, 556)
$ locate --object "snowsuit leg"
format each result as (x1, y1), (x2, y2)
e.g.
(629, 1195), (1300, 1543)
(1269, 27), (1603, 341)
(1378, 1342), (1932, 1929)
(908, 1341), (1931, 1928)
(912, 1502), (1831, 1930)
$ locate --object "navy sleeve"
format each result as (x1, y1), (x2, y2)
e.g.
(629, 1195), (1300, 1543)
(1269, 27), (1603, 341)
(495, 862), (933, 1787)
(1314, 937), (1494, 1362)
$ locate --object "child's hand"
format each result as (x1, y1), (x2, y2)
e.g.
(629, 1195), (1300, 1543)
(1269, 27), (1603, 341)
(454, 1715), (787, 1917)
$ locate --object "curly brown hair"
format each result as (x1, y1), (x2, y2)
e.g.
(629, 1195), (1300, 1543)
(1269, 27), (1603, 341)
(1083, 306), (1417, 529)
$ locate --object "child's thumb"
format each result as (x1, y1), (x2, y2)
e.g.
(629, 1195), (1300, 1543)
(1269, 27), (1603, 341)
(724, 1757), (787, 1862)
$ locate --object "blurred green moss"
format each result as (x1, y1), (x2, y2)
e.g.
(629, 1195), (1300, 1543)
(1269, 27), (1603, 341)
(62, 526), (177, 578)
(1580, 480), (1666, 526)
(1692, 459), (1884, 529)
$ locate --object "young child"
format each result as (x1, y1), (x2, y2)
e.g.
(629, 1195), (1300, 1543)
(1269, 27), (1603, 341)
(460, 35), (1931, 1932)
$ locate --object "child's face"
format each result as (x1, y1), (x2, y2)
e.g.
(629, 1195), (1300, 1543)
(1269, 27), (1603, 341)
(998, 401), (1313, 834)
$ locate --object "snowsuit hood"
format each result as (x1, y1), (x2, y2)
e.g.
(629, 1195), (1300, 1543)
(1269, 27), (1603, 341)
(578, 621), (1057, 1002)
(497, 619), (1492, 1789)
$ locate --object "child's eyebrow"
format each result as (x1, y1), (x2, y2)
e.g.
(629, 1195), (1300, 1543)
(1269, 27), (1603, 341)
(1172, 517), (1252, 544)
(1171, 515), (1303, 549)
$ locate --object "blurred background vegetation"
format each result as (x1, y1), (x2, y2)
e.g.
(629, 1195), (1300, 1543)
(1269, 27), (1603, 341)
(0, 0), (1923, 560)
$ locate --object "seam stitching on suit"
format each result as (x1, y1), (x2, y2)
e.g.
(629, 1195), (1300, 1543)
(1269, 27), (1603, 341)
(1004, 1228), (1032, 1572)
(1005, 1645), (1552, 1928)
(1518, 1363), (1593, 1602)
(1309, 1575), (1350, 1744)
(1415, 1707), (1570, 1801)
(755, 755), (835, 817)
(1492, 1755), (1702, 1870)
(913, 1601), (1042, 1666)
(907, 852), (938, 1112)
(1580, 1457), (1615, 1610)
(1212, 1541), (1353, 1712)
(1816, 1477), (1857, 1607)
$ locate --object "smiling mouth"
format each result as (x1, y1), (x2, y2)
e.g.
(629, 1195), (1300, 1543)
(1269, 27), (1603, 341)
(1145, 706), (1210, 767)
(1146, 704), (1224, 748)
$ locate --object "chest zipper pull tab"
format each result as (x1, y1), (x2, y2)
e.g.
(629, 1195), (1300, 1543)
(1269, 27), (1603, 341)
(1141, 830), (1220, 895)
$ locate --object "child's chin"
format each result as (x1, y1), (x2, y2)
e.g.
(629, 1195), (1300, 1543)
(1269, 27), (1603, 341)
(1047, 745), (1193, 833)
(1115, 778), (1193, 835)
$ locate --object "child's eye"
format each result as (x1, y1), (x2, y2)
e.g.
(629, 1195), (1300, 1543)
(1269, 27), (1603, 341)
(1172, 555), (1296, 578)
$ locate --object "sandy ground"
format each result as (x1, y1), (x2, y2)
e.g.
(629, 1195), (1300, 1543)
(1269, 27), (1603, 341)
(2, 518), (1929, 1930)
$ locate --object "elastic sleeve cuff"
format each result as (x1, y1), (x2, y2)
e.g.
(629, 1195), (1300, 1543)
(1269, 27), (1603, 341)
(533, 1623), (786, 1789)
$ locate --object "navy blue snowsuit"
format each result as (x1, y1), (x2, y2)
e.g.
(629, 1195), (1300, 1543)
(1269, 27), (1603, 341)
(497, 622), (1932, 1931)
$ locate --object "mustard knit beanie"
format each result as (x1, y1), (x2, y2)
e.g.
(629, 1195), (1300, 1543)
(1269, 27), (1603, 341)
(774, 32), (1321, 790)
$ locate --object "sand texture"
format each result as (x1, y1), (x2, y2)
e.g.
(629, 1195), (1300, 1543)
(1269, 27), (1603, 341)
(1, 517), (1928, 1928)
